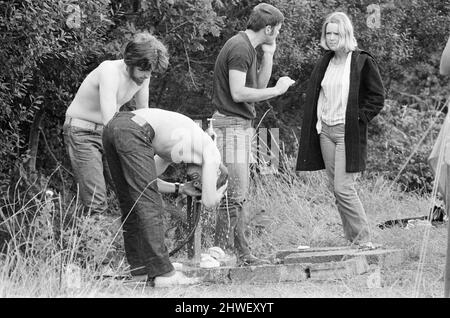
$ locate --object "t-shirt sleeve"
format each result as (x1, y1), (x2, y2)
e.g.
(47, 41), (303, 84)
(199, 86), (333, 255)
(227, 44), (252, 73)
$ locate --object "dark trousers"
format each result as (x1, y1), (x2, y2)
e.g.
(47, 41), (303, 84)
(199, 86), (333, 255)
(102, 112), (174, 277)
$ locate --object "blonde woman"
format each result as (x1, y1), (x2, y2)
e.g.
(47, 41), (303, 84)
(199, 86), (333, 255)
(296, 12), (385, 248)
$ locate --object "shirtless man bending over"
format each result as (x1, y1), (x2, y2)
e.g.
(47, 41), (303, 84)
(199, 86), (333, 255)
(102, 108), (228, 287)
(63, 32), (168, 215)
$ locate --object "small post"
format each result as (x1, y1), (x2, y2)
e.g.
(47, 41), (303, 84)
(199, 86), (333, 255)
(186, 195), (202, 265)
(186, 155), (204, 266)
(445, 164), (450, 298)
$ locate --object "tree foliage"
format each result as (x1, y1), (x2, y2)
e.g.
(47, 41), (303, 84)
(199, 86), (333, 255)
(1, 0), (450, 194)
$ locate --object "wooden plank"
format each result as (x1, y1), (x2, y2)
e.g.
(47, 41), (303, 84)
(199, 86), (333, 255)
(186, 198), (202, 264)
(282, 248), (405, 267)
(276, 246), (352, 259)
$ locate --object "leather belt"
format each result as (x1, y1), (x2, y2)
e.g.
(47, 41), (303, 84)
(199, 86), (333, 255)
(65, 117), (104, 131)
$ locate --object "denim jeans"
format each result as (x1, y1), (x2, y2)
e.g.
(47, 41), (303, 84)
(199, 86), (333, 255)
(63, 120), (110, 215)
(212, 111), (253, 257)
(319, 122), (371, 243)
(102, 112), (174, 278)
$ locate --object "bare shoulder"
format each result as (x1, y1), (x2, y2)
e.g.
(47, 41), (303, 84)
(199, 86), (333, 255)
(96, 60), (121, 74)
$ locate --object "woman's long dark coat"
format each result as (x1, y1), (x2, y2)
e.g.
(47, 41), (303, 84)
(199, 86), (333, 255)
(295, 49), (385, 173)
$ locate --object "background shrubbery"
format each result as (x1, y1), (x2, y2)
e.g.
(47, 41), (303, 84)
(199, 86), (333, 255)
(2, 0), (449, 195)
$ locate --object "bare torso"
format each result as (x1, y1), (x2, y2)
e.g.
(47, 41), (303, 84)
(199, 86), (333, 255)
(66, 60), (144, 124)
(132, 108), (218, 165)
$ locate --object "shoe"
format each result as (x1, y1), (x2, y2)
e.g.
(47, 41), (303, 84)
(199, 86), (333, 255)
(122, 274), (149, 284)
(154, 271), (200, 288)
(238, 254), (271, 266)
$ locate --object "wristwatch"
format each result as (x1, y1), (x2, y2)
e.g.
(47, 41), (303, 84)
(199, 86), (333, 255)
(174, 183), (180, 196)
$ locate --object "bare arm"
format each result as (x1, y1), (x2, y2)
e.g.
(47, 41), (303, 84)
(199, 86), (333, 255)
(257, 41), (277, 88)
(440, 36), (450, 75)
(257, 52), (274, 88)
(154, 155), (200, 196)
(154, 155), (173, 192)
(229, 70), (295, 103)
(134, 78), (150, 109)
(200, 140), (225, 209)
(98, 64), (120, 125)
(155, 155), (171, 176)
(156, 179), (200, 196)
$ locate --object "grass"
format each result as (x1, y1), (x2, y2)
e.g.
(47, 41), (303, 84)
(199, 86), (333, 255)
(0, 162), (448, 298)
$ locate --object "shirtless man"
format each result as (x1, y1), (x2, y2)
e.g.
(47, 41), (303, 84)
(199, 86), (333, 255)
(63, 32), (168, 215)
(102, 108), (228, 287)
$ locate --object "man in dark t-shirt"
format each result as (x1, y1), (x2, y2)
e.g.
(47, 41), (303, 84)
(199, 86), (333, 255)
(211, 3), (295, 265)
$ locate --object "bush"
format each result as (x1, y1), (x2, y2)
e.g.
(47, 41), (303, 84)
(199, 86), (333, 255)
(366, 99), (445, 193)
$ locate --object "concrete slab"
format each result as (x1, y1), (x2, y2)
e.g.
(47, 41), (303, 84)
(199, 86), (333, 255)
(229, 263), (309, 284)
(174, 246), (405, 285)
(180, 257), (370, 284)
(308, 256), (369, 280)
(181, 263), (309, 284)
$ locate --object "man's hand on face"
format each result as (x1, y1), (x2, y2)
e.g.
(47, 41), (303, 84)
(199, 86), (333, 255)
(180, 181), (202, 197)
(261, 40), (277, 55)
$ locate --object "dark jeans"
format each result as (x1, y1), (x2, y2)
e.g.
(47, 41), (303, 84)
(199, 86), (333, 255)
(102, 112), (174, 277)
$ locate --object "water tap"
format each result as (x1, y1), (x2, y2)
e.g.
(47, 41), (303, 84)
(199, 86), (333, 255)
(206, 118), (217, 142)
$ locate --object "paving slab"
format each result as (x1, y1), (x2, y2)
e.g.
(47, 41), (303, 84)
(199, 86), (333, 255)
(181, 263), (309, 284)
(180, 257), (370, 284)
(308, 256), (369, 280)
(175, 246), (405, 285)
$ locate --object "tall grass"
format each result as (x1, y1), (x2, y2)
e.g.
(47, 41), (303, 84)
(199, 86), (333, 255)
(0, 184), (127, 297)
(246, 156), (437, 256)
(0, 157), (446, 297)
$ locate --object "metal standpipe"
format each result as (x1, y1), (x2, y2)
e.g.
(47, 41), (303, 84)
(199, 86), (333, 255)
(187, 195), (202, 264)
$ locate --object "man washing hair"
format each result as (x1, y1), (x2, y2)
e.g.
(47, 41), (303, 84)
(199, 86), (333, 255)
(102, 108), (228, 286)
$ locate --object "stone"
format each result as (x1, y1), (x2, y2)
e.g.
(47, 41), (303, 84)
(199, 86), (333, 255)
(308, 256), (369, 280)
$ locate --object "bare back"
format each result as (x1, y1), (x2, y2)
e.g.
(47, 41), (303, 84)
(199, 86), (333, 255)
(66, 60), (146, 124)
(132, 108), (219, 165)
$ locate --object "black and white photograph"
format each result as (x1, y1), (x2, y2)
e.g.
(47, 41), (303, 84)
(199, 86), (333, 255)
(1, 0), (450, 302)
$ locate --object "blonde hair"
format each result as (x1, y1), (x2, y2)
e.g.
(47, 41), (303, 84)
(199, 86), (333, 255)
(320, 12), (357, 52)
